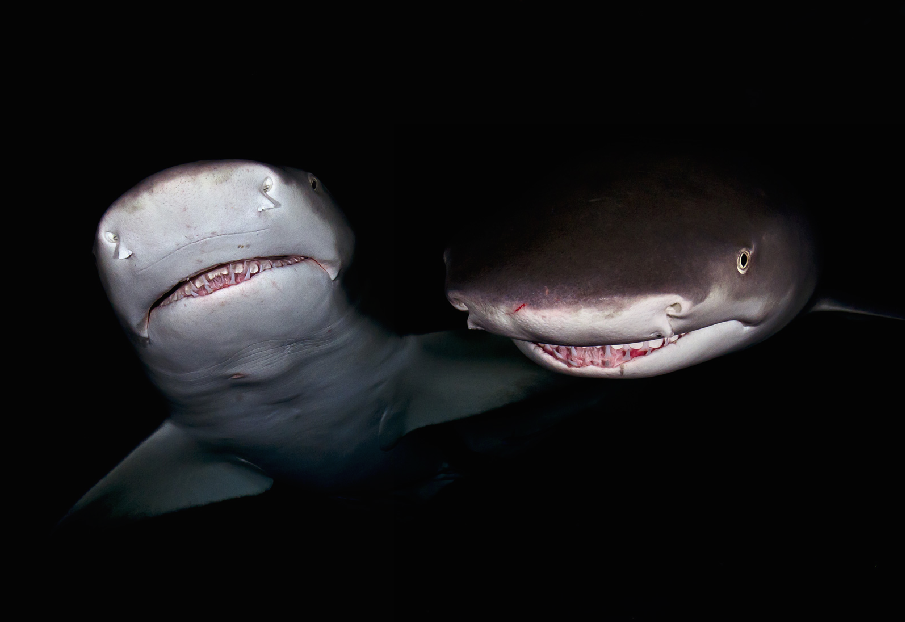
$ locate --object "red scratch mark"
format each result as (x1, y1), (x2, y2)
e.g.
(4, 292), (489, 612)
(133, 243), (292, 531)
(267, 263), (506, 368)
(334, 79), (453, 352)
(512, 303), (527, 314)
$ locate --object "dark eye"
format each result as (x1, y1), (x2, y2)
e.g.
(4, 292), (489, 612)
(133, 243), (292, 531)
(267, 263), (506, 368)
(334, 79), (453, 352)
(737, 248), (751, 274)
(308, 173), (319, 191)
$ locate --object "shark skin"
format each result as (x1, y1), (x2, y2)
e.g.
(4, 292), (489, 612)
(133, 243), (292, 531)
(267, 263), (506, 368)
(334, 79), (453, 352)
(444, 151), (900, 378)
(64, 160), (584, 525)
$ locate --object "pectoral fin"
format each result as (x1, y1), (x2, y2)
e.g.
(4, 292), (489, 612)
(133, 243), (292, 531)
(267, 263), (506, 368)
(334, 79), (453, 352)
(379, 332), (580, 450)
(60, 421), (273, 524)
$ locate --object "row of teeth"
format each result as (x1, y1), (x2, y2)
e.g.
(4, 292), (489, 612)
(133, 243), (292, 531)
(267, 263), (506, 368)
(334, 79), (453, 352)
(537, 333), (687, 368)
(157, 256), (306, 307)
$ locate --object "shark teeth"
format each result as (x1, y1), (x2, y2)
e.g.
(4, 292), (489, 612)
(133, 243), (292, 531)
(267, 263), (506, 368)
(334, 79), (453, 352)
(155, 255), (307, 308)
(535, 333), (688, 368)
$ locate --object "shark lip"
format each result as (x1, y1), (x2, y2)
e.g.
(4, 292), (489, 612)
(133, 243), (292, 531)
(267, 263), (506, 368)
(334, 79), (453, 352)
(150, 255), (309, 312)
(531, 332), (689, 369)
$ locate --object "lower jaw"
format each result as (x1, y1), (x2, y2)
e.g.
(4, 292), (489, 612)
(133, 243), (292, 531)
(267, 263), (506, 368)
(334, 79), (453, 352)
(533, 333), (687, 369)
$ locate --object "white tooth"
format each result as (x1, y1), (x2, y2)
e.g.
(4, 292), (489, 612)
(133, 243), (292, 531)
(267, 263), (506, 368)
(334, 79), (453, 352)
(250, 261), (260, 274)
(193, 277), (206, 288)
(569, 346), (578, 357)
(669, 335), (678, 342)
(605, 345), (612, 358)
(648, 338), (663, 348)
(629, 342), (644, 349)
(260, 259), (272, 270)
(228, 263), (236, 284)
(611, 344), (623, 350)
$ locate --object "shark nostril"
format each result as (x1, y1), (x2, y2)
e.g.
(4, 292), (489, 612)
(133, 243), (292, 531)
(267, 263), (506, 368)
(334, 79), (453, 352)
(667, 302), (682, 315)
(105, 231), (133, 259)
(447, 294), (469, 312)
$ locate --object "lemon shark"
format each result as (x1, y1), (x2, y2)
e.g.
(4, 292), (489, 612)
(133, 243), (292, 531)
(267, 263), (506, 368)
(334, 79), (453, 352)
(444, 151), (900, 378)
(65, 159), (583, 524)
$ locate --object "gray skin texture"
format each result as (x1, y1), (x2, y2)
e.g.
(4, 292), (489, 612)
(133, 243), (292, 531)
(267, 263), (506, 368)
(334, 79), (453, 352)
(74, 160), (571, 522)
(444, 153), (821, 378)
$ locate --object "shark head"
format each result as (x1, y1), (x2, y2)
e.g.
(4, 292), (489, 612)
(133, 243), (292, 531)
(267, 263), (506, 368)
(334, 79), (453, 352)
(94, 160), (355, 375)
(444, 154), (819, 378)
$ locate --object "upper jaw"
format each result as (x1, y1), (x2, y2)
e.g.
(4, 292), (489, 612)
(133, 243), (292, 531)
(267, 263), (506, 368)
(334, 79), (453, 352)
(151, 255), (311, 312)
(529, 332), (689, 370)
(514, 319), (752, 377)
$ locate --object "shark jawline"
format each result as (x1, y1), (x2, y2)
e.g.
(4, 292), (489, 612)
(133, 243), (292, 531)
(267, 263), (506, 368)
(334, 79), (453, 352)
(150, 254), (309, 312)
(530, 332), (689, 369)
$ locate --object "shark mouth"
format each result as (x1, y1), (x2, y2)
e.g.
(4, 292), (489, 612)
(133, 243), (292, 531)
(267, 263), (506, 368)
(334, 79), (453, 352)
(532, 333), (688, 368)
(153, 255), (308, 310)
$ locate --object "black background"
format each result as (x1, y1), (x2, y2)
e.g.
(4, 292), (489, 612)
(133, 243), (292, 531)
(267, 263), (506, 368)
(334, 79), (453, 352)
(31, 124), (901, 617)
(19, 6), (905, 613)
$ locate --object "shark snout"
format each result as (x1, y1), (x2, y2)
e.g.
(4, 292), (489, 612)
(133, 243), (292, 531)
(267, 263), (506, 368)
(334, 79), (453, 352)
(448, 292), (694, 347)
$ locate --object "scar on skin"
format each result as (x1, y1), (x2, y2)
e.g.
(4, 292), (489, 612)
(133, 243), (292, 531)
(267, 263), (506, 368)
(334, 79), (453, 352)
(511, 303), (527, 314)
(230, 373), (247, 379)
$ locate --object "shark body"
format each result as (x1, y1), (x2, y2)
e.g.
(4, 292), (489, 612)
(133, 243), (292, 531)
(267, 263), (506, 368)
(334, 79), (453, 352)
(443, 151), (898, 377)
(66, 160), (582, 524)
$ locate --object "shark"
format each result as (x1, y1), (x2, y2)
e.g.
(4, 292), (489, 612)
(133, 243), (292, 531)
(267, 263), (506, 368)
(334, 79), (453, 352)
(444, 151), (899, 378)
(65, 159), (589, 524)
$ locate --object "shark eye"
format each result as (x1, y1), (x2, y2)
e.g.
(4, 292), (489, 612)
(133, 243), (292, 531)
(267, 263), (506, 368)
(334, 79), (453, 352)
(262, 177), (274, 193)
(737, 248), (751, 274)
(308, 173), (319, 191)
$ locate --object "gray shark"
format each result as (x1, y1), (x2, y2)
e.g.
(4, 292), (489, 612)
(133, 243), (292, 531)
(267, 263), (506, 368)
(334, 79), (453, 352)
(444, 152), (898, 378)
(67, 160), (578, 523)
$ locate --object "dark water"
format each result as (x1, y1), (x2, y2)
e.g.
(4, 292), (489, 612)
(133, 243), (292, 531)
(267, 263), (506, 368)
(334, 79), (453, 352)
(32, 123), (900, 617)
